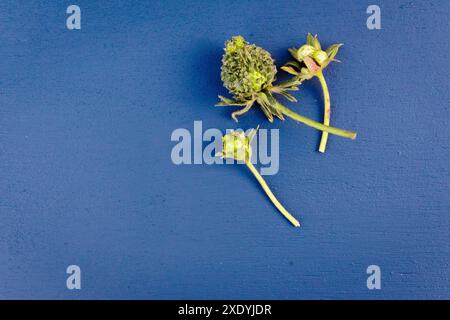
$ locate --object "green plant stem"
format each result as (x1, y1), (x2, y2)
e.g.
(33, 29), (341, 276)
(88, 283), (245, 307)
(275, 102), (356, 140)
(245, 161), (300, 227)
(317, 71), (330, 153)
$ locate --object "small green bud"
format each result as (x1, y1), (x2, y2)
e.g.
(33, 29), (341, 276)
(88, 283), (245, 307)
(296, 44), (315, 61)
(221, 131), (251, 162)
(301, 67), (310, 75)
(234, 36), (245, 48)
(313, 50), (328, 66)
(225, 35), (246, 53)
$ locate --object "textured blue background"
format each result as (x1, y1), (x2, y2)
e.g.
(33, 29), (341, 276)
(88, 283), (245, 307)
(0, 1), (449, 299)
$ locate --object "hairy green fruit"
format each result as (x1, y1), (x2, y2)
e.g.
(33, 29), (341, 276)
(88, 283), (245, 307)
(221, 36), (277, 101)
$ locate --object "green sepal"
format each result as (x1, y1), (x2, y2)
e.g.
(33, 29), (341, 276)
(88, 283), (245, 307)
(275, 78), (303, 90)
(277, 90), (297, 103)
(265, 92), (285, 120)
(283, 60), (302, 71)
(312, 37), (321, 50)
(256, 96), (274, 122)
(216, 95), (246, 106)
(288, 48), (298, 59)
(280, 66), (299, 76)
(326, 43), (343, 61)
(307, 33), (321, 50)
(306, 33), (315, 46)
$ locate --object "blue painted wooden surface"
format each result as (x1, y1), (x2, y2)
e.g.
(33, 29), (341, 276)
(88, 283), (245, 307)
(0, 1), (448, 299)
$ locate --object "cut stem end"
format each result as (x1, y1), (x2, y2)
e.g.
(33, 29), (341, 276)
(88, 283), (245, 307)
(245, 161), (300, 228)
